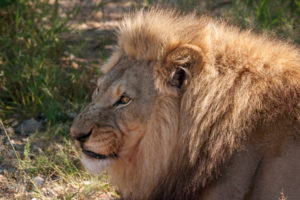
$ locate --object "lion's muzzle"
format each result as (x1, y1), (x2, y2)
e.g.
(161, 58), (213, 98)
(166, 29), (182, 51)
(70, 128), (92, 143)
(71, 125), (120, 160)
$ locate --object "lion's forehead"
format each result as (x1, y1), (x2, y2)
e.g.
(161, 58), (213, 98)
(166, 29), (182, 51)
(100, 57), (156, 98)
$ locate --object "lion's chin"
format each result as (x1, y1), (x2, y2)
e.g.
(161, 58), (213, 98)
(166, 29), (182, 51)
(81, 153), (113, 174)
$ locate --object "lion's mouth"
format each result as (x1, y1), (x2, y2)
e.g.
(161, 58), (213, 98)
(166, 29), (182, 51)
(82, 149), (117, 160)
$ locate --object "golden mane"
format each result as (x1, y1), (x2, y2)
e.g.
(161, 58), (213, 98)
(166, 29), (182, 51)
(102, 9), (300, 199)
(117, 9), (202, 60)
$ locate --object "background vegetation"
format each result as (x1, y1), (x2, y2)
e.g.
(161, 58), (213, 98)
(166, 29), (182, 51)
(0, 0), (299, 199)
(0, 0), (92, 123)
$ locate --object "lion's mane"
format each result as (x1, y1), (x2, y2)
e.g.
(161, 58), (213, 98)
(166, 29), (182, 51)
(105, 9), (300, 199)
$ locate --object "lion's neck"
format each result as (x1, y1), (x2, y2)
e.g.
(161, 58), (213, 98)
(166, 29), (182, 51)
(108, 96), (180, 199)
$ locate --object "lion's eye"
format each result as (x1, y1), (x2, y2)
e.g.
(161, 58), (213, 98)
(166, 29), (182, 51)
(121, 96), (130, 104)
(113, 94), (132, 107)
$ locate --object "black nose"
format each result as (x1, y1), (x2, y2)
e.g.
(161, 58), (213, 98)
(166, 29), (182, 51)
(70, 128), (92, 143)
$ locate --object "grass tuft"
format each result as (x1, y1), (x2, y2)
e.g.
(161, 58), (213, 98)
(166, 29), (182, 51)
(226, 0), (300, 43)
(0, 0), (92, 123)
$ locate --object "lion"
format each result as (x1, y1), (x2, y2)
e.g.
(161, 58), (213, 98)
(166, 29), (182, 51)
(70, 9), (300, 200)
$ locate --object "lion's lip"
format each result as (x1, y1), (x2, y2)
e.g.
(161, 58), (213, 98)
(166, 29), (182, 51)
(82, 149), (117, 160)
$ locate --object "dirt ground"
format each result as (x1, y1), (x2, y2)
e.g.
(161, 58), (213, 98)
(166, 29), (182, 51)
(59, 0), (138, 66)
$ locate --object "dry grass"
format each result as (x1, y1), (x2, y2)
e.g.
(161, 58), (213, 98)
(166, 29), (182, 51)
(0, 119), (118, 199)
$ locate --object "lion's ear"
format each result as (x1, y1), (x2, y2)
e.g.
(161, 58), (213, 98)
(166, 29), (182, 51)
(165, 44), (203, 89)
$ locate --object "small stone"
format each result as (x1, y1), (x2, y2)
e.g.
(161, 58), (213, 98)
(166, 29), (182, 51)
(83, 180), (91, 185)
(3, 167), (15, 174)
(72, 61), (79, 69)
(11, 120), (19, 127)
(1, 127), (15, 135)
(0, 174), (6, 181)
(6, 185), (15, 191)
(8, 149), (15, 157)
(33, 176), (45, 187)
(13, 144), (24, 151)
(16, 118), (42, 135)
(69, 54), (75, 60)
(67, 112), (77, 119)
(7, 127), (14, 134)
(107, 192), (118, 199)
(25, 183), (32, 192)
(42, 187), (56, 197)
(99, 193), (112, 200)
(32, 144), (42, 153)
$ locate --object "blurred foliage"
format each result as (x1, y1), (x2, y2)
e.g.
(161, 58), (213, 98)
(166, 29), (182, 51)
(0, 0), (91, 123)
(228, 0), (300, 43)
(0, 0), (16, 7)
(147, 0), (300, 43)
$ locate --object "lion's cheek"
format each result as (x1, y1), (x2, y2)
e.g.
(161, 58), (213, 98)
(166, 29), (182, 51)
(84, 130), (120, 156)
(117, 121), (147, 160)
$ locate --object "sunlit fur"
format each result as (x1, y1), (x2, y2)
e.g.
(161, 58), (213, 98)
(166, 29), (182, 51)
(100, 9), (300, 199)
(107, 96), (179, 198)
(81, 153), (113, 174)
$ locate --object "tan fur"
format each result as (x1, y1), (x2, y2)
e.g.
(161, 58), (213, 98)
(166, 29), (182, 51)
(107, 95), (179, 198)
(72, 9), (300, 199)
(100, 49), (122, 74)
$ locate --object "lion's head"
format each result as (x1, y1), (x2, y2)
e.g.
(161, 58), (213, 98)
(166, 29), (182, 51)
(71, 56), (158, 171)
(71, 9), (300, 199)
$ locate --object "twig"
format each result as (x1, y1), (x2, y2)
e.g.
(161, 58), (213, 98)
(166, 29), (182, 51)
(0, 119), (21, 166)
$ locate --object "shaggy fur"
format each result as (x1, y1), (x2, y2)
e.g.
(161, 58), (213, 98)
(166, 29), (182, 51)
(117, 9), (300, 199)
(72, 9), (300, 200)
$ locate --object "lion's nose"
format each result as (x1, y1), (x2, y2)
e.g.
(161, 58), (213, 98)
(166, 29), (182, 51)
(70, 127), (92, 143)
